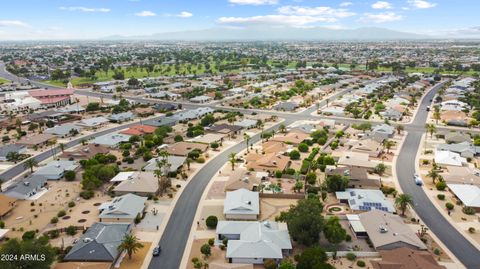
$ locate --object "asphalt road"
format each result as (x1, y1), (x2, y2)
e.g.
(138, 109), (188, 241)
(396, 82), (480, 269)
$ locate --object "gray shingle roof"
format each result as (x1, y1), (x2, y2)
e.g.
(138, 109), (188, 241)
(99, 193), (147, 220)
(64, 222), (131, 262)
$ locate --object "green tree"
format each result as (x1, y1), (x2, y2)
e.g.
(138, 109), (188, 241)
(276, 196), (324, 246)
(200, 243), (211, 259)
(374, 163), (386, 176)
(325, 174), (349, 192)
(395, 193), (414, 216)
(244, 133), (251, 153)
(0, 238), (56, 269)
(117, 234), (144, 260)
(229, 152), (236, 171)
(425, 123), (437, 138)
(289, 150), (301, 160)
(24, 158), (38, 173)
(296, 247), (335, 269)
(323, 216), (347, 250)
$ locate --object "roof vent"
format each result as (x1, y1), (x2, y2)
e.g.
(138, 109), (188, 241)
(379, 226), (388, 233)
(264, 221), (271, 228)
(83, 238), (93, 243)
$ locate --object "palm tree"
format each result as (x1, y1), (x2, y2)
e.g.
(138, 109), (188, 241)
(279, 124), (286, 134)
(229, 153), (236, 171)
(118, 234), (144, 260)
(6, 151), (20, 163)
(243, 133), (251, 153)
(24, 158), (38, 173)
(395, 125), (404, 135)
(395, 194), (414, 216)
(427, 169), (439, 184)
(425, 124), (436, 138)
(59, 143), (65, 153)
(433, 105), (441, 124)
(383, 139), (395, 154)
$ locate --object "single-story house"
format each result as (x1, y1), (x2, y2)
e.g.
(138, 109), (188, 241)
(245, 153), (290, 173)
(91, 133), (131, 148)
(443, 166), (480, 185)
(371, 247), (447, 269)
(358, 210), (426, 250)
(273, 102), (298, 112)
(120, 125), (156, 136)
(45, 123), (83, 138)
(144, 116), (178, 127)
(444, 132), (471, 144)
(436, 142), (480, 158)
(0, 144), (27, 161)
(216, 221), (292, 264)
(59, 144), (110, 160)
(143, 155), (187, 173)
(166, 142), (209, 156)
(98, 193), (147, 223)
(207, 124), (243, 135)
(34, 160), (79, 180)
(190, 95), (212, 103)
(108, 112), (135, 123)
(233, 119), (257, 129)
(350, 139), (382, 158)
(0, 194), (17, 218)
(380, 109), (403, 121)
(63, 222), (131, 263)
(224, 189), (260, 220)
(337, 152), (377, 170)
(434, 149), (466, 167)
(447, 184), (480, 212)
(4, 175), (48, 200)
(77, 117), (109, 129)
(225, 168), (262, 192)
(336, 189), (395, 213)
(189, 133), (226, 145)
(325, 165), (379, 188)
(270, 131), (309, 146)
(113, 172), (159, 196)
(370, 124), (395, 140)
(17, 133), (56, 148)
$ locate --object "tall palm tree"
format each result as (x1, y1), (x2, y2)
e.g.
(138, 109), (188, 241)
(383, 139), (395, 154)
(24, 158), (38, 173)
(243, 133), (251, 153)
(229, 153), (236, 171)
(59, 143), (65, 153)
(433, 105), (441, 124)
(279, 124), (286, 134)
(425, 124), (436, 138)
(118, 234), (144, 260)
(427, 169), (439, 184)
(395, 124), (404, 135)
(395, 194), (414, 216)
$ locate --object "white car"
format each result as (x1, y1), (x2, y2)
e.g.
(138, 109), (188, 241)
(414, 174), (423, 186)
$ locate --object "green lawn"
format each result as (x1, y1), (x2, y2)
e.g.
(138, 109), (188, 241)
(0, 77), (10, 85)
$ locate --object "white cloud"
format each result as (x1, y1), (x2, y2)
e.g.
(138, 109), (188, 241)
(277, 6), (355, 18)
(218, 15), (336, 27)
(339, 2), (353, 7)
(0, 20), (29, 27)
(135, 11), (156, 17)
(407, 0), (436, 9)
(361, 12), (402, 23)
(228, 0), (278, 5)
(371, 1), (392, 9)
(60, 6), (110, 13)
(177, 11), (193, 18)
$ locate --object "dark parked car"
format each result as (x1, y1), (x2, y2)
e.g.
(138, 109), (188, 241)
(152, 246), (161, 256)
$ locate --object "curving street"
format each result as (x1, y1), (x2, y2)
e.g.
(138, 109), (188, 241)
(396, 83), (480, 269)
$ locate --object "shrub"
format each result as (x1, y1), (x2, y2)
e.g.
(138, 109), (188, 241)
(57, 210), (66, 218)
(357, 260), (366, 267)
(469, 227), (476, 234)
(345, 234), (352, 242)
(463, 206), (476, 215)
(66, 226), (77, 236)
(275, 170), (283, 178)
(433, 248), (441, 255)
(219, 244), (225, 250)
(80, 190), (94, 199)
(68, 201), (76, 208)
(298, 143), (309, 152)
(50, 217), (59, 224)
(22, 230), (36, 241)
(436, 181), (447, 191)
(64, 170), (76, 181)
(197, 157), (205, 163)
(445, 202), (454, 210)
(200, 243), (211, 258)
(263, 259), (277, 269)
(208, 238), (215, 246)
(346, 252), (356, 261)
(0, 221), (4, 229)
(289, 150), (300, 160)
(206, 215), (218, 229)
(437, 194), (445, 200)
(48, 230), (60, 239)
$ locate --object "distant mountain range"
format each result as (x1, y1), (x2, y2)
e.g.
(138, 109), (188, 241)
(103, 26), (429, 41)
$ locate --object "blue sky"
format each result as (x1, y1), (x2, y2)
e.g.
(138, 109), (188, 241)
(0, 0), (478, 40)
